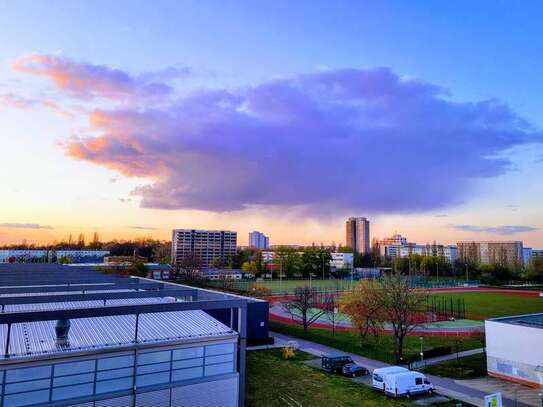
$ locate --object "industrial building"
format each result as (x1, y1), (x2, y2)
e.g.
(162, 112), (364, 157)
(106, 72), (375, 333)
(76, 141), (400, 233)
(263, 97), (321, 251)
(0, 263), (260, 406)
(171, 229), (237, 269)
(486, 313), (543, 387)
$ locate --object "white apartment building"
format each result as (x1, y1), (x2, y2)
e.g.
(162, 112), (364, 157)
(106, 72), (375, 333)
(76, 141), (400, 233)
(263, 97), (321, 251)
(330, 252), (354, 269)
(248, 231), (269, 249)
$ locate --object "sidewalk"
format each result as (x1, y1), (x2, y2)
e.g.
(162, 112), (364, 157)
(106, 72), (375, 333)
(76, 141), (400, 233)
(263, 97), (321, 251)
(411, 348), (484, 368)
(269, 331), (533, 407)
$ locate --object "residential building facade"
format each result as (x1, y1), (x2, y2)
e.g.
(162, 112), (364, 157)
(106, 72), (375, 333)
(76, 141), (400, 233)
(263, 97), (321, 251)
(346, 217), (370, 254)
(171, 229), (237, 268)
(457, 241), (524, 267)
(378, 234), (408, 258)
(248, 231), (269, 249)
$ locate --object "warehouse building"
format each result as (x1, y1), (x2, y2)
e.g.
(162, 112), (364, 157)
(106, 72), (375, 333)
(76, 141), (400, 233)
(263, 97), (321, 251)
(0, 264), (252, 406)
(486, 313), (543, 387)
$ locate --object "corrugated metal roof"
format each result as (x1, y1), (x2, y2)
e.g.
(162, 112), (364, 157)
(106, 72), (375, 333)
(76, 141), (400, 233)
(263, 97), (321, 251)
(0, 299), (236, 360)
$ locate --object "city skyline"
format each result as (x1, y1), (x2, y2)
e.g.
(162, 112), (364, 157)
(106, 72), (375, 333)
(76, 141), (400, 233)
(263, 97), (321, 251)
(1, 1), (542, 247)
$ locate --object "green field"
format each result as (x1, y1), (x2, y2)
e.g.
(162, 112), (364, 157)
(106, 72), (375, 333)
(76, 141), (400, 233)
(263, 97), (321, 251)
(270, 321), (484, 364)
(433, 291), (543, 318)
(247, 349), (455, 407)
(422, 353), (487, 379)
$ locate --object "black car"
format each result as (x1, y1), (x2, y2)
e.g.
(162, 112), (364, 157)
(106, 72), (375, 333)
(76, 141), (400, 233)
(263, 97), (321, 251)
(341, 363), (369, 377)
(321, 353), (354, 373)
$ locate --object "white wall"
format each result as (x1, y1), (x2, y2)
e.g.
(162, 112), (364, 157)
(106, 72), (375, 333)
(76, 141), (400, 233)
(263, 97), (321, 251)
(485, 320), (543, 367)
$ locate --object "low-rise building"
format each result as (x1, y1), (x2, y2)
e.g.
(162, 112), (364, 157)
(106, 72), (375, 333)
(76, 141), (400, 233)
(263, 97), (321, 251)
(0, 249), (110, 263)
(486, 313), (543, 387)
(330, 252), (354, 270)
(0, 263), (255, 406)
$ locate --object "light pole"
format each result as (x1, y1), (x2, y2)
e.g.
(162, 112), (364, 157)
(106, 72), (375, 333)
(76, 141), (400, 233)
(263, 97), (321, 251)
(465, 263), (469, 283)
(419, 336), (424, 363)
(280, 258), (283, 293)
(322, 254), (325, 280)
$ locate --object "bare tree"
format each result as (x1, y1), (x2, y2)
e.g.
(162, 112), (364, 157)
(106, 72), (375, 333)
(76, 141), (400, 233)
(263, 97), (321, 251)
(284, 286), (326, 335)
(322, 292), (339, 336)
(376, 273), (429, 363)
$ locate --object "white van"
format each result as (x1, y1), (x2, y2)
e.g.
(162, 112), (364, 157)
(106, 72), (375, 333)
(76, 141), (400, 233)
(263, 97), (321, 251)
(384, 371), (434, 397)
(371, 366), (409, 391)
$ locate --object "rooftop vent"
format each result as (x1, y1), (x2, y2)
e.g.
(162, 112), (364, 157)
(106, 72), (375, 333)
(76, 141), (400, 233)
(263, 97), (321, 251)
(55, 318), (71, 346)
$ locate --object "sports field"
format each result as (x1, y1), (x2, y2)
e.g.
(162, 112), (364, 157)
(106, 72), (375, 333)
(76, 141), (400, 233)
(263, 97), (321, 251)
(432, 291), (543, 318)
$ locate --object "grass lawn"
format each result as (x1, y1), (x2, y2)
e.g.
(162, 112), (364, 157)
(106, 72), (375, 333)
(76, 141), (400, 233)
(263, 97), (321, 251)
(422, 353), (487, 379)
(432, 292), (543, 318)
(246, 349), (458, 407)
(270, 321), (484, 364)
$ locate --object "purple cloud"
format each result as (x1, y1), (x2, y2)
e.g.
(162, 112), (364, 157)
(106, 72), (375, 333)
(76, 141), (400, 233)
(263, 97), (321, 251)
(17, 60), (542, 214)
(449, 224), (537, 235)
(13, 54), (177, 101)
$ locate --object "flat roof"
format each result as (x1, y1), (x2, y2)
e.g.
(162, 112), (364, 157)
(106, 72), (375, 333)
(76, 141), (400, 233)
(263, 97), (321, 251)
(0, 264), (247, 361)
(489, 313), (543, 329)
(0, 309), (235, 360)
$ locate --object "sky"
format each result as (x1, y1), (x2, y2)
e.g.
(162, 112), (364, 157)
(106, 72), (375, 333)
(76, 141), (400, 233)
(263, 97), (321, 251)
(0, 0), (542, 247)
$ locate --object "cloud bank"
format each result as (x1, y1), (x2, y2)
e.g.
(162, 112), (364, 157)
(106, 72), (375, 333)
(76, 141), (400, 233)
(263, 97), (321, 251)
(449, 224), (537, 235)
(0, 223), (53, 230)
(15, 55), (542, 214)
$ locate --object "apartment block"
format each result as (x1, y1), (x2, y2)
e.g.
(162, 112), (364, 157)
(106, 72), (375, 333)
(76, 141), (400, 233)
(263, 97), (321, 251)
(172, 229), (237, 268)
(457, 241), (524, 267)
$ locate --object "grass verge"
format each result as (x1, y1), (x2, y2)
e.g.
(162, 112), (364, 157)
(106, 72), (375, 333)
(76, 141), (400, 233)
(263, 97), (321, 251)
(270, 321), (484, 364)
(422, 353), (487, 379)
(247, 349), (449, 406)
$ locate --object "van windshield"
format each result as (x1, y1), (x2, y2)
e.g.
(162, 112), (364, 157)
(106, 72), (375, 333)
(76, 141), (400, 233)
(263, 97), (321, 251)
(373, 374), (383, 382)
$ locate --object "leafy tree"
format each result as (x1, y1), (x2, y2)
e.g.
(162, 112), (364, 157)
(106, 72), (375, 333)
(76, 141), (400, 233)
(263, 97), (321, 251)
(242, 261), (258, 274)
(339, 281), (384, 346)
(526, 257), (543, 282)
(274, 246), (301, 277)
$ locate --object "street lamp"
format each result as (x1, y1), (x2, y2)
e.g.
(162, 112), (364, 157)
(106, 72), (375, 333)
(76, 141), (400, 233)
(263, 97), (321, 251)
(419, 336), (424, 362)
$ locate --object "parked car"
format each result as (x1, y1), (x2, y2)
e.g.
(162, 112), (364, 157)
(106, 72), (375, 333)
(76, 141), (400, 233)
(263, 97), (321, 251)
(341, 363), (369, 377)
(372, 366), (409, 391)
(384, 371), (434, 397)
(321, 353), (354, 373)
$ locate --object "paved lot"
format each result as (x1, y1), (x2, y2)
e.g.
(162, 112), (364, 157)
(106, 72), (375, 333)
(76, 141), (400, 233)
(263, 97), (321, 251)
(458, 377), (542, 407)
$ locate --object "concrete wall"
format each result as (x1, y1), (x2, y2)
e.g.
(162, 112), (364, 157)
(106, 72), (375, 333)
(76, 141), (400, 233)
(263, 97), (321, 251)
(485, 320), (543, 387)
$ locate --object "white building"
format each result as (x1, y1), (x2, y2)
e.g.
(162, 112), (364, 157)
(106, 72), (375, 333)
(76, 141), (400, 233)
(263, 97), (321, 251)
(248, 231), (269, 249)
(397, 244), (458, 263)
(486, 313), (543, 387)
(330, 252), (354, 270)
